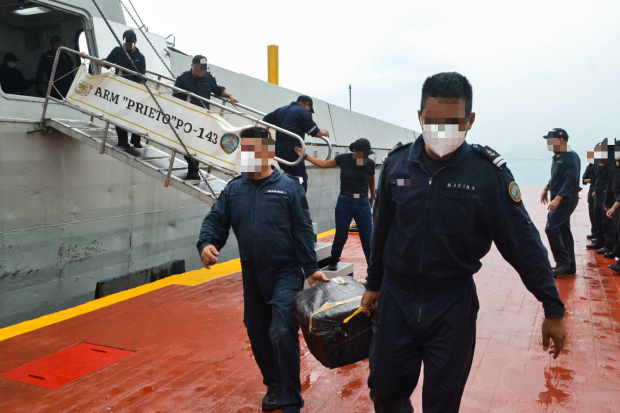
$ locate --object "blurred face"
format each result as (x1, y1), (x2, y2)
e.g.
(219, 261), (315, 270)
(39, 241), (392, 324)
(418, 97), (474, 158)
(546, 137), (568, 153)
(353, 150), (368, 166)
(191, 58), (208, 77)
(51, 41), (61, 51)
(124, 39), (136, 51)
(240, 137), (275, 174)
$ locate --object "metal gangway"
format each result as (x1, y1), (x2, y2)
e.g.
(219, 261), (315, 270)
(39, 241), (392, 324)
(39, 47), (332, 206)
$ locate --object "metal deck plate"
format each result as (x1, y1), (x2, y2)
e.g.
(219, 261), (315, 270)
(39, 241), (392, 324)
(0, 343), (133, 389)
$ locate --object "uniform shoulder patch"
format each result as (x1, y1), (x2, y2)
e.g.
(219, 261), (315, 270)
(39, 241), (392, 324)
(382, 142), (410, 162)
(471, 144), (507, 169)
(508, 181), (522, 202)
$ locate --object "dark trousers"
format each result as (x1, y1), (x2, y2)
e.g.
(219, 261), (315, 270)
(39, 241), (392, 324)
(368, 279), (479, 413)
(545, 196), (579, 268)
(278, 162), (308, 192)
(594, 196), (614, 249)
(115, 126), (141, 146)
(588, 198), (595, 235)
(613, 212), (620, 254)
(184, 155), (198, 175)
(330, 195), (372, 265)
(242, 264), (305, 410)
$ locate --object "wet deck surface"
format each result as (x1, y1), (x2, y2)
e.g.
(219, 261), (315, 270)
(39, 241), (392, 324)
(1, 186), (619, 412)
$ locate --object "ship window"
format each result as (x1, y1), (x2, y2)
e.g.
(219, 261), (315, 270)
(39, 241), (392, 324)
(0, 0), (86, 99)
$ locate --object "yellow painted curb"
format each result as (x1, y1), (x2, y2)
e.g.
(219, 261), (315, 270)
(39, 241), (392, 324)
(0, 229), (336, 342)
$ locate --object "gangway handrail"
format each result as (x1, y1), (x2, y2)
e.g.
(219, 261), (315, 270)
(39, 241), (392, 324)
(41, 47), (332, 166)
(143, 68), (333, 161)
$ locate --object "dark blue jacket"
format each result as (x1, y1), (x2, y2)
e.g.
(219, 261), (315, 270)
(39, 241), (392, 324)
(263, 102), (319, 164)
(172, 71), (225, 108)
(582, 163), (593, 203)
(591, 163), (609, 204)
(197, 168), (319, 276)
(367, 136), (565, 318)
(35, 49), (74, 93)
(547, 150), (581, 200)
(104, 47), (146, 83)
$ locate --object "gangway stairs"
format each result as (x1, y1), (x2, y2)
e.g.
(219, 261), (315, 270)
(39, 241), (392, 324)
(41, 47), (353, 281)
(46, 118), (235, 204)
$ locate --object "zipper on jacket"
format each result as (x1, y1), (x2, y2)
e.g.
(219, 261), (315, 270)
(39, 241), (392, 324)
(418, 164), (447, 322)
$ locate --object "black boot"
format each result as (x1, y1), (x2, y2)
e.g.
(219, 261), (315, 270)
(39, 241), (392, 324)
(553, 264), (571, 278)
(262, 392), (277, 412)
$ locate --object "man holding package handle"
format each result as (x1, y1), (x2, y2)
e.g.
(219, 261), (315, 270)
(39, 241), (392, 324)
(197, 126), (327, 413)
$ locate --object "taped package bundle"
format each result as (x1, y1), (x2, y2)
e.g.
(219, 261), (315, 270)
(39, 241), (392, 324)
(295, 276), (373, 369)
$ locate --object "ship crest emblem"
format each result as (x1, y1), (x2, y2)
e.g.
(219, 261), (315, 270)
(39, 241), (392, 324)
(509, 181), (521, 203)
(220, 133), (240, 155)
(74, 81), (92, 96)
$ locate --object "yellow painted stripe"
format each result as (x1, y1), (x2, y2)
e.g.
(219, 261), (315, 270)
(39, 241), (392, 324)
(0, 230), (337, 342)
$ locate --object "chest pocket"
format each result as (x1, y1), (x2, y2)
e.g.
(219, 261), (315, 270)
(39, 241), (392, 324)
(435, 190), (480, 235)
(262, 191), (290, 225)
(229, 188), (251, 224)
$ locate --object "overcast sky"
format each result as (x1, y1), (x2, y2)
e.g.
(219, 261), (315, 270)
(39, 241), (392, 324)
(126, 0), (619, 161)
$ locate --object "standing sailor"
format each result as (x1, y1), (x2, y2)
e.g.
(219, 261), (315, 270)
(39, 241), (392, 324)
(263, 95), (330, 192)
(197, 127), (328, 413)
(36, 35), (75, 99)
(587, 140), (614, 256)
(82, 30), (146, 148)
(362, 72), (566, 413)
(541, 128), (581, 276)
(172, 55), (239, 179)
(605, 141), (620, 271)
(294, 138), (376, 269)
(582, 161), (595, 240)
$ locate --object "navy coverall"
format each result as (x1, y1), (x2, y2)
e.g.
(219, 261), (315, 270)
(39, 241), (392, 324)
(104, 47), (146, 146)
(366, 136), (565, 413)
(591, 163), (614, 249)
(197, 168), (319, 411)
(172, 71), (226, 175)
(546, 150), (581, 269)
(35, 49), (74, 99)
(582, 164), (595, 235)
(605, 160), (620, 255)
(263, 102), (321, 192)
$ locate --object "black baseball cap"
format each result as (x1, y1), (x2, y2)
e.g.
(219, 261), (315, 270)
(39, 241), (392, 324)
(543, 128), (569, 141)
(3, 52), (18, 62)
(50, 35), (62, 44)
(297, 95), (314, 113)
(123, 30), (137, 42)
(192, 55), (208, 64)
(349, 138), (375, 155)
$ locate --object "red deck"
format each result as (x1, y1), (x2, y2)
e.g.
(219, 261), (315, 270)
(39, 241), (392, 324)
(1, 186), (619, 412)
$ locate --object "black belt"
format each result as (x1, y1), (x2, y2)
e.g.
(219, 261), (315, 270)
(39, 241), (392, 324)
(340, 191), (368, 199)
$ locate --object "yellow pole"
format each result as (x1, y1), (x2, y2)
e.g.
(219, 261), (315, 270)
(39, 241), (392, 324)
(268, 45), (278, 85)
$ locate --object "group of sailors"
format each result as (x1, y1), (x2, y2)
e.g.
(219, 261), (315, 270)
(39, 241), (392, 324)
(4, 32), (575, 412)
(583, 139), (620, 273)
(0, 35), (75, 98)
(198, 71), (568, 413)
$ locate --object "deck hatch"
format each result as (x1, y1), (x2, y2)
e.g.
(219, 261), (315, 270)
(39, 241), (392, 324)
(0, 343), (133, 389)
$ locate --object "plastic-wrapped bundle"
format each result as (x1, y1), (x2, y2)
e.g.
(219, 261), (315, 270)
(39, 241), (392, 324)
(295, 276), (373, 369)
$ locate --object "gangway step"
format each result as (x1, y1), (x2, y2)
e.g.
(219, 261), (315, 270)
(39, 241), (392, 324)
(44, 118), (233, 206)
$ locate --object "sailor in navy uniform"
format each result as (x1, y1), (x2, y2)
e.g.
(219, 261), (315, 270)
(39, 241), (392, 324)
(361, 72), (566, 413)
(82, 30), (147, 148)
(197, 127), (327, 413)
(263, 95), (330, 192)
(172, 54), (238, 179)
(35, 36), (75, 99)
(541, 128), (582, 276)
